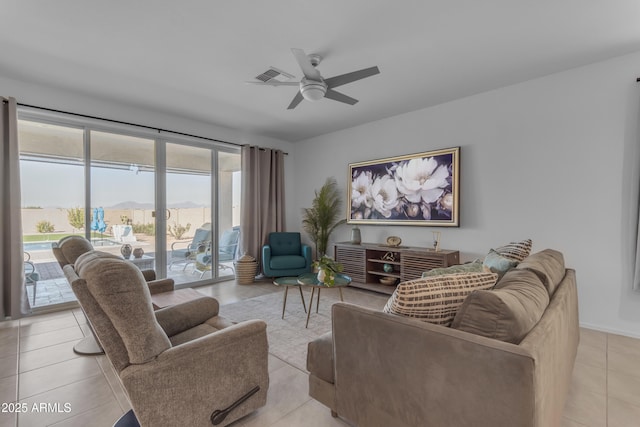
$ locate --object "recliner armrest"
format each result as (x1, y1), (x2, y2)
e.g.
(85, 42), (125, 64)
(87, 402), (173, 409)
(154, 296), (220, 336)
(146, 278), (175, 295)
(140, 269), (156, 282)
(120, 320), (269, 427)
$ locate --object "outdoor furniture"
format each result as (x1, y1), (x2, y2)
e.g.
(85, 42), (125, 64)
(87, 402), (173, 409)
(261, 232), (313, 277)
(194, 226), (240, 278)
(24, 252), (40, 306)
(65, 255), (269, 426)
(112, 224), (137, 243)
(169, 223), (212, 271)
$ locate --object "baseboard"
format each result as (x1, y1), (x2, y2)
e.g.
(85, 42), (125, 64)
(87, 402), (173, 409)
(579, 322), (640, 339)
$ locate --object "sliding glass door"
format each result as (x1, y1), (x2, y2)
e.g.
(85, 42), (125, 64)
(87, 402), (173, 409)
(164, 144), (241, 284)
(19, 120), (85, 308)
(90, 131), (156, 267)
(17, 111), (241, 310)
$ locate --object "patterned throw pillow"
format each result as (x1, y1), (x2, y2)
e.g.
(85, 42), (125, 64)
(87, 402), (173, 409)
(494, 239), (532, 262)
(383, 272), (499, 326)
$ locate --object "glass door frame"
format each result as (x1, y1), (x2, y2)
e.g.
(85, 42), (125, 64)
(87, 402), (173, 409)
(18, 107), (239, 290)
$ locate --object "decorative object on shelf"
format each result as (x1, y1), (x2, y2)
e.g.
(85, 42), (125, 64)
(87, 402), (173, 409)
(386, 236), (402, 247)
(380, 277), (397, 286)
(235, 253), (258, 285)
(350, 225), (361, 245)
(381, 252), (396, 262)
(312, 255), (343, 287)
(302, 177), (346, 257)
(432, 231), (441, 252)
(133, 247), (144, 258)
(383, 263), (394, 273)
(120, 244), (132, 259)
(348, 147), (460, 227)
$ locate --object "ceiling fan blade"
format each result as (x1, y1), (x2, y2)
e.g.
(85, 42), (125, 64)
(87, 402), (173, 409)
(324, 89), (358, 105)
(287, 91), (304, 109)
(291, 48), (322, 81)
(325, 66), (380, 89)
(246, 81), (300, 87)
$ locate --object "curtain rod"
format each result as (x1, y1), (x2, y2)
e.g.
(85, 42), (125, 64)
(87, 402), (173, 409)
(10, 101), (288, 155)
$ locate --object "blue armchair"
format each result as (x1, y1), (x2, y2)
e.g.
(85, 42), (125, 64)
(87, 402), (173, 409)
(262, 232), (312, 277)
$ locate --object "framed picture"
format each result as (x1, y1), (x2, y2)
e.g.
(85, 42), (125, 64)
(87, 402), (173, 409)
(348, 147), (460, 226)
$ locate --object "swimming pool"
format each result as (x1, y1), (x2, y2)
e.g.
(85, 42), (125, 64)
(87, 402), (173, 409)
(23, 239), (119, 252)
(23, 242), (54, 251)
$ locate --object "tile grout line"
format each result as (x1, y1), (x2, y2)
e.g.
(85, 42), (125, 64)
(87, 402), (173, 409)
(605, 332), (608, 427)
(15, 318), (21, 427)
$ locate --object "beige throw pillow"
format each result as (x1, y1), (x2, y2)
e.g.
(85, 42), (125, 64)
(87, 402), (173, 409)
(383, 272), (499, 326)
(494, 239), (532, 262)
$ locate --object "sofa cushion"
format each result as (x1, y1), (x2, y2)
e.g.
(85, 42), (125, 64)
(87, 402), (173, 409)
(451, 269), (549, 343)
(494, 238), (533, 262)
(383, 272), (498, 326)
(483, 249), (518, 279)
(270, 255), (306, 269)
(269, 232), (302, 256)
(307, 332), (335, 384)
(422, 261), (483, 278)
(515, 249), (565, 296)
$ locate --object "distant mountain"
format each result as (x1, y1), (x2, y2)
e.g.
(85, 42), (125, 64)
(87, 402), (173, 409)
(168, 201), (206, 209)
(108, 201), (206, 209)
(108, 201), (154, 209)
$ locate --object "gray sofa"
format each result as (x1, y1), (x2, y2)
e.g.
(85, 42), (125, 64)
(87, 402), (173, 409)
(307, 249), (579, 427)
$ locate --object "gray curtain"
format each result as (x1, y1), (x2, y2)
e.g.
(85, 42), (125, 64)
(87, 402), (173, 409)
(239, 146), (285, 272)
(624, 95), (640, 292)
(1, 97), (28, 318)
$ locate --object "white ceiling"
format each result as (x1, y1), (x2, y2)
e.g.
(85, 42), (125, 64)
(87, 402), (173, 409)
(1, 1), (640, 142)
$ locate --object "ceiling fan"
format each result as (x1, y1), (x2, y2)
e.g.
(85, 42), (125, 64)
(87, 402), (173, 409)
(249, 48), (380, 109)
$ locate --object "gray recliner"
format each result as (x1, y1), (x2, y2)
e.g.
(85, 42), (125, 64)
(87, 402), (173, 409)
(65, 254), (269, 427)
(53, 236), (172, 355)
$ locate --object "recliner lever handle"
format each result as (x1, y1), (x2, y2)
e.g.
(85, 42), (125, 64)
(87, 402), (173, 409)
(210, 385), (260, 425)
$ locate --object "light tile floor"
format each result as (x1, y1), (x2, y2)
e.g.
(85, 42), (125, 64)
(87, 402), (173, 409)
(25, 261), (236, 308)
(1, 281), (639, 427)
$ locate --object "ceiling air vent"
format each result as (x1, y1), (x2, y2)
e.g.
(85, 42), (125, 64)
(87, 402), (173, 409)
(254, 67), (295, 83)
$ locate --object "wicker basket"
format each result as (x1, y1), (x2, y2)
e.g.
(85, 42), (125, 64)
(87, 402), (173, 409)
(235, 253), (258, 285)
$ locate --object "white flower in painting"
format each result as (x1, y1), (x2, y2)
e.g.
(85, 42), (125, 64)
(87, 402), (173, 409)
(351, 171), (373, 209)
(370, 175), (399, 218)
(394, 157), (450, 204)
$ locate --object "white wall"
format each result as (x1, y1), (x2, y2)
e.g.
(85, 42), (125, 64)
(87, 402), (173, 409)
(291, 51), (640, 338)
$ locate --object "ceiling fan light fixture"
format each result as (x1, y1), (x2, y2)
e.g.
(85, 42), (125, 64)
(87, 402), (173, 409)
(300, 78), (327, 101)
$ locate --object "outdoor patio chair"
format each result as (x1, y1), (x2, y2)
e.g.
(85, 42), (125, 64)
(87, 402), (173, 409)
(194, 226), (240, 278)
(24, 252), (40, 306)
(169, 223), (212, 271)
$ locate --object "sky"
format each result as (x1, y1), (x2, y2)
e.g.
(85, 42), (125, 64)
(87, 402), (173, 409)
(20, 160), (240, 209)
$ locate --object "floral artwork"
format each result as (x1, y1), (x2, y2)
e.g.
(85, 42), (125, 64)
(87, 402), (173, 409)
(348, 147), (459, 226)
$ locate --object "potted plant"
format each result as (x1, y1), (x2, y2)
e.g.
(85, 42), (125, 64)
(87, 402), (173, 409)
(312, 255), (344, 287)
(302, 177), (346, 258)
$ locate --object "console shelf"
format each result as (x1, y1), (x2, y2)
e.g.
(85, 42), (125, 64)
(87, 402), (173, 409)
(335, 242), (460, 295)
